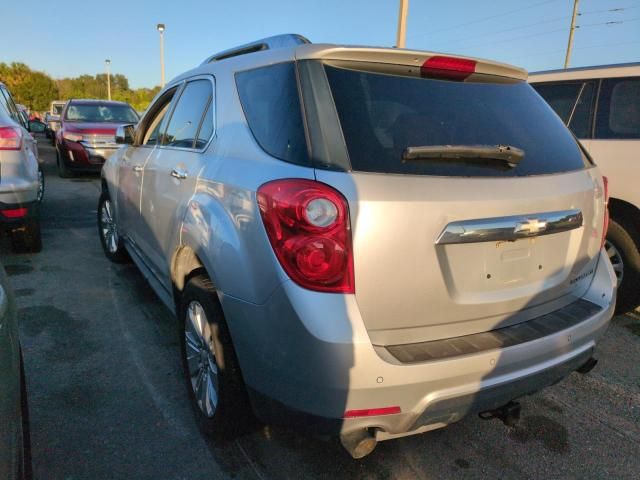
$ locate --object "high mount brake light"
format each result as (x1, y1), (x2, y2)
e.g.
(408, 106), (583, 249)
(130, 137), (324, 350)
(0, 126), (23, 150)
(601, 176), (610, 249)
(257, 179), (355, 294)
(421, 56), (477, 81)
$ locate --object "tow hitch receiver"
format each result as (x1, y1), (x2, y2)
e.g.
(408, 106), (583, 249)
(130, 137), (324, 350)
(478, 401), (521, 427)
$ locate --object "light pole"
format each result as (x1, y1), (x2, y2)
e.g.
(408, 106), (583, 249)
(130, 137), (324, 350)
(396, 0), (409, 48)
(105, 59), (112, 101)
(564, 0), (580, 68)
(157, 23), (166, 87)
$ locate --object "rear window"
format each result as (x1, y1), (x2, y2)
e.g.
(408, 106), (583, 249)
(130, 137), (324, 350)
(325, 65), (591, 177)
(235, 62), (309, 165)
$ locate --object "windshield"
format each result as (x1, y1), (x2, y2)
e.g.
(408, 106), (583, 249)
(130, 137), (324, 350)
(324, 64), (591, 177)
(52, 104), (64, 115)
(64, 103), (139, 123)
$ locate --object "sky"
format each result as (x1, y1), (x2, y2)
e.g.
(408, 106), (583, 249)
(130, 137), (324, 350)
(2, 0), (638, 89)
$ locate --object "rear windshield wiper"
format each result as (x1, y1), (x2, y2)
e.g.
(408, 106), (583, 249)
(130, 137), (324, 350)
(402, 144), (525, 168)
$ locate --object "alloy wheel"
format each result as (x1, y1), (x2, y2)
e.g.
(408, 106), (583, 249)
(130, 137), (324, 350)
(184, 301), (219, 418)
(100, 199), (119, 254)
(605, 239), (624, 287)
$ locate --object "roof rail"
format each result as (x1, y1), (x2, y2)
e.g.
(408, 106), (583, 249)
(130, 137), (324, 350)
(200, 34), (310, 65)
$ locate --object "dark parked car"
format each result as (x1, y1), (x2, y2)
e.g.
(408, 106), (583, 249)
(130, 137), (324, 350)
(0, 264), (31, 479)
(55, 99), (139, 177)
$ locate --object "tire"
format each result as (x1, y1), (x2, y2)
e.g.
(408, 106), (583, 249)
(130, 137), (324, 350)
(97, 192), (129, 263)
(56, 149), (72, 178)
(606, 218), (640, 314)
(18, 350), (32, 480)
(179, 274), (251, 437)
(11, 218), (42, 254)
(36, 168), (44, 204)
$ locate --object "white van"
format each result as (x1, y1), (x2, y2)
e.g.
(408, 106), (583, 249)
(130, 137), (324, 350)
(530, 63), (640, 314)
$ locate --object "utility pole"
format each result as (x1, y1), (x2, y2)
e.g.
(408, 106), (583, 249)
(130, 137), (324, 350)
(564, 0), (580, 68)
(157, 23), (166, 87)
(105, 59), (111, 101)
(396, 0), (409, 48)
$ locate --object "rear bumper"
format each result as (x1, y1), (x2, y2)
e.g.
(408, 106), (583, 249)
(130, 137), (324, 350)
(222, 249), (616, 437)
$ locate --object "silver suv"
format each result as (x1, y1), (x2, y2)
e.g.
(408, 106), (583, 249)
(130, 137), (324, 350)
(0, 82), (44, 253)
(99, 35), (616, 458)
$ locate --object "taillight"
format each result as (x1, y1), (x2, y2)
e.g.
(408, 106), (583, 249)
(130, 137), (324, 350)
(421, 56), (476, 81)
(601, 176), (610, 249)
(0, 126), (23, 150)
(257, 179), (354, 294)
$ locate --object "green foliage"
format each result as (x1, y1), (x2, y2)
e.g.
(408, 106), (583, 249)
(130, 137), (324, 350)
(0, 62), (59, 111)
(0, 62), (159, 113)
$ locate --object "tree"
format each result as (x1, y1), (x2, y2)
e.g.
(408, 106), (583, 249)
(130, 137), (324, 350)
(0, 62), (59, 110)
(1, 61), (158, 112)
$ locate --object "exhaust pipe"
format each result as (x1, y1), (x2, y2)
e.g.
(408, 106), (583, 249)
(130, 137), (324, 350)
(576, 357), (598, 374)
(479, 401), (521, 427)
(340, 429), (377, 459)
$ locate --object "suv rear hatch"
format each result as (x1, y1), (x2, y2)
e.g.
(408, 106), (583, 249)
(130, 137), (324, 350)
(298, 51), (606, 346)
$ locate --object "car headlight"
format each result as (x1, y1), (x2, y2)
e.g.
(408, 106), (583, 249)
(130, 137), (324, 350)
(62, 131), (84, 142)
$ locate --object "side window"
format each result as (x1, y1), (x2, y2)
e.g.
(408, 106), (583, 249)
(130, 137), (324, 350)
(0, 86), (21, 123)
(235, 62), (309, 165)
(568, 81), (595, 139)
(533, 82), (583, 123)
(162, 79), (212, 148)
(143, 88), (178, 146)
(595, 77), (640, 140)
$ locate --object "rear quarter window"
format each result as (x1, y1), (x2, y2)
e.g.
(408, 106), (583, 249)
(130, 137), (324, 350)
(235, 62), (309, 166)
(325, 65), (591, 177)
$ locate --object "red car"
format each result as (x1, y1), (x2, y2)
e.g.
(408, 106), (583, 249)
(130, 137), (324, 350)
(55, 99), (139, 177)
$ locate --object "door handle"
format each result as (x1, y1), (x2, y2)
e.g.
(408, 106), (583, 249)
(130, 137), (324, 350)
(133, 165), (143, 172)
(170, 168), (188, 180)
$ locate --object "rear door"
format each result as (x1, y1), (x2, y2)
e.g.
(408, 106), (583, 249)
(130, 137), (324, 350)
(311, 62), (606, 346)
(140, 77), (214, 290)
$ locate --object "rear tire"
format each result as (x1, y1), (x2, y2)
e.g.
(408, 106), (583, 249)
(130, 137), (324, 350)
(56, 149), (72, 178)
(606, 218), (640, 314)
(179, 274), (251, 438)
(97, 192), (129, 263)
(11, 218), (42, 254)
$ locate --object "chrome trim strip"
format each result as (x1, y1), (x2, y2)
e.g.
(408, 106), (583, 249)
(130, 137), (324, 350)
(435, 209), (583, 245)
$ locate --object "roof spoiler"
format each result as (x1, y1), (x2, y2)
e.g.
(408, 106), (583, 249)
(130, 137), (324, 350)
(200, 34), (311, 65)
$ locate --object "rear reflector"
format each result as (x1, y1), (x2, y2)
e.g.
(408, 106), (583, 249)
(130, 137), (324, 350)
(344, 406), (401, 418)
(421, 56), (476, 81)
(1, 208), (28, 218)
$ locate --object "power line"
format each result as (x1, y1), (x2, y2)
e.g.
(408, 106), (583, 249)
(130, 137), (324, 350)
(443, 17), (637, 51)
(407, 0), (561, 39)
(430, 15), (570, 48)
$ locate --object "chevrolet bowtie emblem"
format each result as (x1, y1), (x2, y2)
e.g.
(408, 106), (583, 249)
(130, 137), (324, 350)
(514, 218), (547, 235)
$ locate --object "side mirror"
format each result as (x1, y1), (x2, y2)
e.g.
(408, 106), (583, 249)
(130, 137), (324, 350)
(116, 124), (135, 145)
(28, 120), (47, 133)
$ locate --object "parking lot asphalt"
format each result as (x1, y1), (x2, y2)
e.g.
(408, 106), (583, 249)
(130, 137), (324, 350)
(1, 137), (639, 479)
